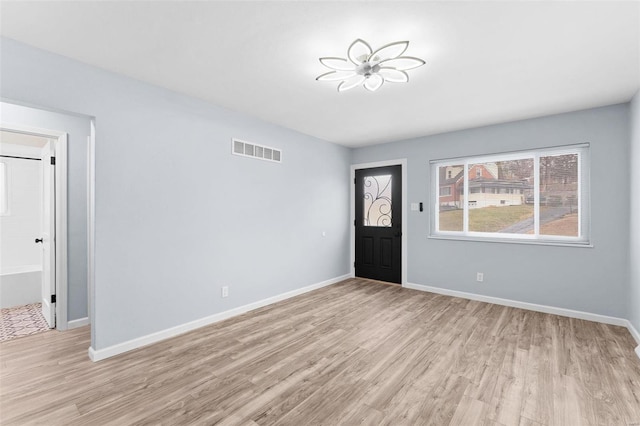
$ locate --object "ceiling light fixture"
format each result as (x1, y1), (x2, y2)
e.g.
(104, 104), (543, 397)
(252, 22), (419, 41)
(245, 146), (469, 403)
(316, 38), (425, 92)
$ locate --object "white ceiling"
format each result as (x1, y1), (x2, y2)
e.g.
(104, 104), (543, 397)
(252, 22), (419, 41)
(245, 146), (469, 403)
(1, 1), (638, 147)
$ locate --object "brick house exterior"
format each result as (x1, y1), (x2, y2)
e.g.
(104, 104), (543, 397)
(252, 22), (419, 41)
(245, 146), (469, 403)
(439, 163), (531, 209)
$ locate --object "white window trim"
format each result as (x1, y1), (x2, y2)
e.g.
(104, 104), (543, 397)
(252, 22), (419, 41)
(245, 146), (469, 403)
(430, 143), (591, 247)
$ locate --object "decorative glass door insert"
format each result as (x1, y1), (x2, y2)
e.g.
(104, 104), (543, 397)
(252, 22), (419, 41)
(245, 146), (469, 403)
(364, 175), (392, 227)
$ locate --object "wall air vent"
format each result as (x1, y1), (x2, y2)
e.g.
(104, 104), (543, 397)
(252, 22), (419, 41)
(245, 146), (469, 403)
(232, 139), (282, 163)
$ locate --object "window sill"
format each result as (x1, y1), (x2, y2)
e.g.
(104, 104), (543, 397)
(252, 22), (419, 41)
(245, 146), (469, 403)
(428, 234), (593, 248)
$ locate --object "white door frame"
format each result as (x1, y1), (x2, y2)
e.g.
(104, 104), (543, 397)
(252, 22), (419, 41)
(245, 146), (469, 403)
(0, 123), (69, 330)
(350, 159), (408, 286)
(87, 120), (95, 345)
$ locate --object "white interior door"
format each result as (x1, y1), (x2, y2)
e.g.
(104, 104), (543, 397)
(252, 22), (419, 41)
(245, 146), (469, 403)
(40, 140), (55, 328)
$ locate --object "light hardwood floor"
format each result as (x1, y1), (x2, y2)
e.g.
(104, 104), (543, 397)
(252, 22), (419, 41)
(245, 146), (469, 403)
(1, 278), (639, 425)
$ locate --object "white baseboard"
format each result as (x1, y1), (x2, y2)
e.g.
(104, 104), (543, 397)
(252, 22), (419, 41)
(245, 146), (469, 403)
(628, 321), (640, 344)
(627, 320), (640, 349)
(405, 282), (629, 327)
(67, 317), (89, 329)
(405, 282), (640, 360)
(88, 274), (351, 362)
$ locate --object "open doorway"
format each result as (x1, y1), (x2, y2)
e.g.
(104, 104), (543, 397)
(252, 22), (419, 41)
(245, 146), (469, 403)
(0, 128), (67, 341)
(1, 100), (93, 341)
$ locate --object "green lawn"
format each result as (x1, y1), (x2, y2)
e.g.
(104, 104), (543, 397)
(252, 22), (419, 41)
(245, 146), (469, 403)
(439, 205), (534, 232)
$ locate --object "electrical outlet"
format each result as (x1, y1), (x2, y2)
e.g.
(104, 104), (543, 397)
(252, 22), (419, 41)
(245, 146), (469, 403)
(221, 286), (229, 298)
(476, 272), (484, 282)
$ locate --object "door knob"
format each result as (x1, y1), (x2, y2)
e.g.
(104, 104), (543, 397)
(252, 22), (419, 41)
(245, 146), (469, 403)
(35, 238), (43, 243)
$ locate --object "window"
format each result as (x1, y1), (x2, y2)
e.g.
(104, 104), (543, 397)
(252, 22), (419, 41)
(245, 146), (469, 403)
(430, 144), (590, 245)
(440, 186), (451, 196)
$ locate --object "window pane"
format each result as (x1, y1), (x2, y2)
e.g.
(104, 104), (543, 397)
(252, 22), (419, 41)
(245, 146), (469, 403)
(467, 159), (534, 233)
(438, 165), (463, 231)
(539, 154), (579, 237)
(364, 175), (392, 227)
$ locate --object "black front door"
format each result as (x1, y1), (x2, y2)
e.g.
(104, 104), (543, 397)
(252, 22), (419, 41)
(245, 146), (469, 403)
(355, 165), (402, 284)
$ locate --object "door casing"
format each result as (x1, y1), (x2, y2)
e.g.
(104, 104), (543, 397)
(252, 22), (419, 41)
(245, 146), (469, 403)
(350, 159), (407, 286)
(40, 140), (56, 327)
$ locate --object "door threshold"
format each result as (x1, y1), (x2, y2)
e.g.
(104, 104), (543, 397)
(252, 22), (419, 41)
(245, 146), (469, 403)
(357, 277), (401, 287)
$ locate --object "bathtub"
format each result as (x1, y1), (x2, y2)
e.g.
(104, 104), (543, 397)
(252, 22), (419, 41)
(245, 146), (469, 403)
(0, 265), (41, 309)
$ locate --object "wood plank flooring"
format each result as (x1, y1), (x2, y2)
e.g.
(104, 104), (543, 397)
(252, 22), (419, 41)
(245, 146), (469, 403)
(1, 278), (639, 425)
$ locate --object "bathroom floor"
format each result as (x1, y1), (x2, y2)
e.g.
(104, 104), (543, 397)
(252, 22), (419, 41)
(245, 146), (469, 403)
(0, 303), (51, 342)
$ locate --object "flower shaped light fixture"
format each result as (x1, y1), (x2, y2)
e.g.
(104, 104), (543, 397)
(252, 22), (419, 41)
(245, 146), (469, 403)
(316, 39), (425, 92)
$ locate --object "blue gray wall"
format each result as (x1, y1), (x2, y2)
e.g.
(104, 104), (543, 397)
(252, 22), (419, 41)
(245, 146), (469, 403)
(0, 38), (351, 350)
(1, 102), (91, 322)
(352, 104), (630, 319)
(630, 90), (640, 334)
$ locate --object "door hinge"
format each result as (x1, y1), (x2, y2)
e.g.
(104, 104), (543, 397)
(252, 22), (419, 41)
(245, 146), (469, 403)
(354, 219), (356, 226)
(50, 157), (56, 165)
(353, 261), (356, 268)
(51, 294), (56, 304)
(354, 177), (356, 184)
